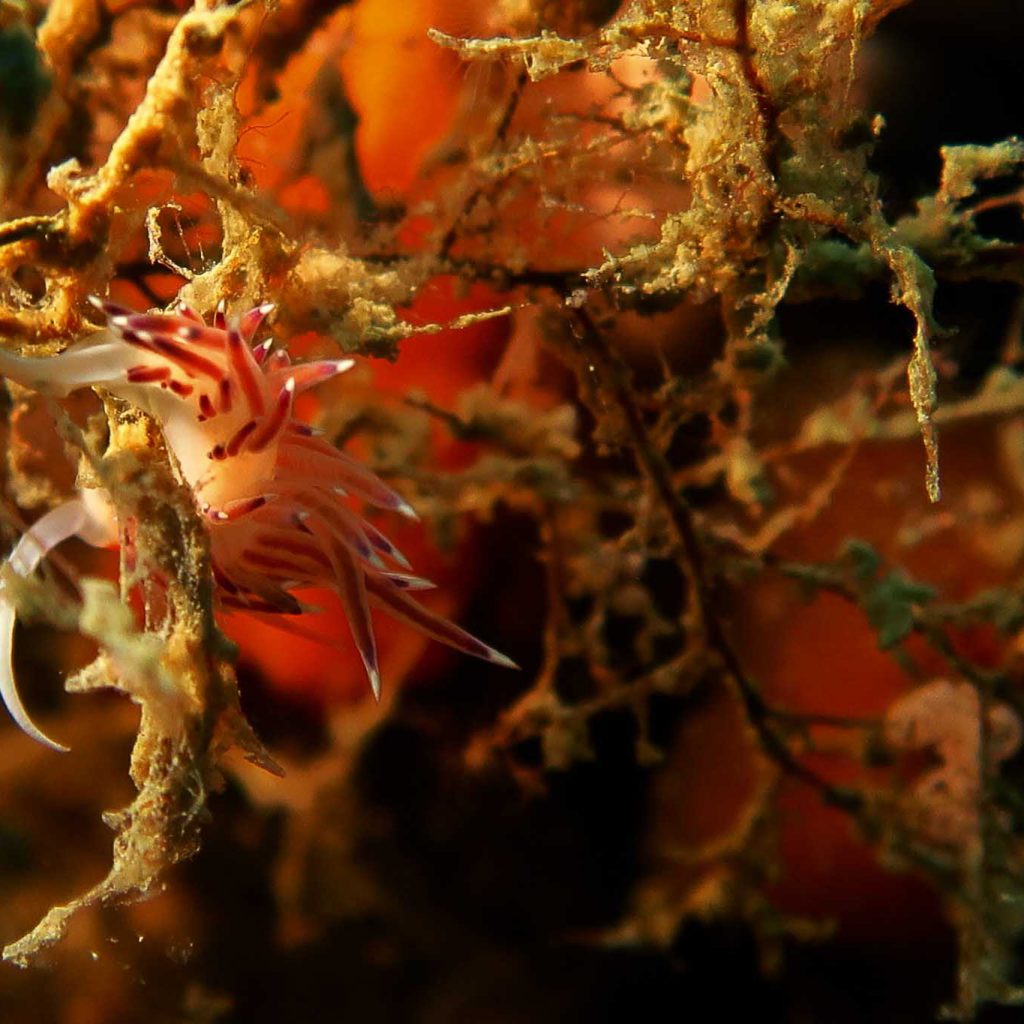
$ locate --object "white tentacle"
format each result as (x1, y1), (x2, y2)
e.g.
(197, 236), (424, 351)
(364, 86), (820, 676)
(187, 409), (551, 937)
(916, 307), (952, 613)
(0, 493), (117, 751)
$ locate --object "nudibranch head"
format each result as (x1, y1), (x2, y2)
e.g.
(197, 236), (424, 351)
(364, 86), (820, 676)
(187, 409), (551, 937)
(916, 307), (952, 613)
(0, 298), (514, 750)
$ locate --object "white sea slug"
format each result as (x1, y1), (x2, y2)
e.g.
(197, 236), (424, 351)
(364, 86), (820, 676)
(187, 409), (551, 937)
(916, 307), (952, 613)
(0, 298), (514, 750)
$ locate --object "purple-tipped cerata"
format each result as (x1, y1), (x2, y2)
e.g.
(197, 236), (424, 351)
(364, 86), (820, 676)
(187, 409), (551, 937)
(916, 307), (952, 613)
(0, 299), (515, 750)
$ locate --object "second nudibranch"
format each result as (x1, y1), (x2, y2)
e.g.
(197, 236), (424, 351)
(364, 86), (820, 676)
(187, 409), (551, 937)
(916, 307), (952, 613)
(0, 298), (514, 751)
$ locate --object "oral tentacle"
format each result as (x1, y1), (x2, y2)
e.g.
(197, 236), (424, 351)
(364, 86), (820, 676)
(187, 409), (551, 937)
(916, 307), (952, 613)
(0, 337), (135, 396)
(0, 495), (116, 752)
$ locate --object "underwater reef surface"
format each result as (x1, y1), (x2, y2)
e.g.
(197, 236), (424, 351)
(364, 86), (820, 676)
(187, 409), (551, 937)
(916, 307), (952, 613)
(0, 0), (1023, 1020)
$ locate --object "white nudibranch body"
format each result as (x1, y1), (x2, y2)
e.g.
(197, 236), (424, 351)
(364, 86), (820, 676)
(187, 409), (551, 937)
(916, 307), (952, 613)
(0, 299), (514, 751)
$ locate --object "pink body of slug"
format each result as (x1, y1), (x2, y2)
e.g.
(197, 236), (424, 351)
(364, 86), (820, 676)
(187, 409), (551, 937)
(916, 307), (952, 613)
(0, 298), (513, 750)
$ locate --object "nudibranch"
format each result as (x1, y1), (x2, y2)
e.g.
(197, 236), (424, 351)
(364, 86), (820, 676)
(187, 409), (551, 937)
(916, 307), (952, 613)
(0, 298), (514, 751)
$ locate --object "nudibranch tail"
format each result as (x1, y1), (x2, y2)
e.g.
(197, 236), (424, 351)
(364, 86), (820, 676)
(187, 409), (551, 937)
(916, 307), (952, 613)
(0, 297), (516, 749)
(0, 493), (117, 751)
